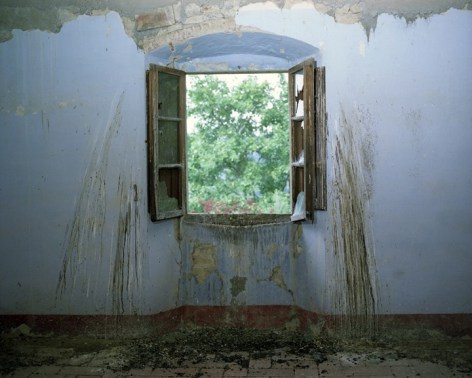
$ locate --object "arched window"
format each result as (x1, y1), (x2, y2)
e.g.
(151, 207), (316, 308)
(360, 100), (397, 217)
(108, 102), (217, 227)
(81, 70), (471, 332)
(146, 33), (326, 222)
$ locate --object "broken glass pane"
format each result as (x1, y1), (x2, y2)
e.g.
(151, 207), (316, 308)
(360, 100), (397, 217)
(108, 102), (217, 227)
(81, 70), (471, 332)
(158, 168), (181, 212)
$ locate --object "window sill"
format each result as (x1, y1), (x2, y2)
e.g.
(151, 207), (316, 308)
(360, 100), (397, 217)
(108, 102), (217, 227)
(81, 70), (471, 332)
(182, 213), (291, 227)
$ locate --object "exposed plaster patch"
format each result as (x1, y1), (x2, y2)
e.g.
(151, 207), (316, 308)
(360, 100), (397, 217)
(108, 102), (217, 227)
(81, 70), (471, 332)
(135, 6), (176, 31)
(15, 106), (25, 116)
(185, 3), (201, 18)
(1, 0), (470, 45)
(334, 3), (363, 24)
(191, 243), (217, 284)
(270, 266), (288, 291)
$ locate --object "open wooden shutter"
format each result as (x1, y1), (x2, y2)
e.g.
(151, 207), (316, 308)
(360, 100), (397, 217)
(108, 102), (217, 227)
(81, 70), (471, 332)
(289, 59), (326, 222)
(147, 65), (187, 221)
(314, 66), (327, 211)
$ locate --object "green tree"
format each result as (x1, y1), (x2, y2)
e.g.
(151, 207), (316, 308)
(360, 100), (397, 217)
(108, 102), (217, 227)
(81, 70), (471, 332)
(187, 74), (290, 214)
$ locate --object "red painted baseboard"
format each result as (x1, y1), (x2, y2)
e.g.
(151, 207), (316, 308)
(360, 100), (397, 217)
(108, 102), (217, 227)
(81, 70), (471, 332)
(1, 306), (471, 337)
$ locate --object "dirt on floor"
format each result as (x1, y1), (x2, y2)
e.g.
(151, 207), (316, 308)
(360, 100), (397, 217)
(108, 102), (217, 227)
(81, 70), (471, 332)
(1, 324), (471, 376)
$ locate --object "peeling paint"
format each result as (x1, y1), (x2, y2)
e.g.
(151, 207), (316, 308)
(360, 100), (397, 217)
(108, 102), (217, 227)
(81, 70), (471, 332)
(334, 3), (363, 24)
(191, 243), (217, 284)
(1, 0), (470, 46)
(270, 266), (288, 292)
(180, 216), (295, 306)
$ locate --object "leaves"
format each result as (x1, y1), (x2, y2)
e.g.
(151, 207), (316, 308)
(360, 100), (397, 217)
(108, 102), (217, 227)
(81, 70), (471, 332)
(187, 74), (290, 214)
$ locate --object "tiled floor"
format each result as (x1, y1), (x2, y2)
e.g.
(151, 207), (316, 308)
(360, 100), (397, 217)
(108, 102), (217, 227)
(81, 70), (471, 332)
(2, 352), (470, 377)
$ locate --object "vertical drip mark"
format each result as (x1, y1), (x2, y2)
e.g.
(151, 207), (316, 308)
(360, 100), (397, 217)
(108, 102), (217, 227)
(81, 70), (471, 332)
(110, 177), (142, 315)
(329, 106), (378, 337)
(57, 91), (125, 299)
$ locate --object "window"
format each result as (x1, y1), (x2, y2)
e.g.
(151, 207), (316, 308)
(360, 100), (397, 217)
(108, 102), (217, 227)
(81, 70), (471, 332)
(146, 59), (326, 223)
(186, 73), (290, 215)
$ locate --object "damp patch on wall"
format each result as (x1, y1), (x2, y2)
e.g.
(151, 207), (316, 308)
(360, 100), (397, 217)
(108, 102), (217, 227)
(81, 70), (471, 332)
(180, 218), (298, 306)
(230, 276), (247, 298)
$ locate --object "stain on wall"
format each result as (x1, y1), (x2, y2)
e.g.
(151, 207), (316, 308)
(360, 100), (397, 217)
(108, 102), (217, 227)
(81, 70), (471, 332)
(56, 91), (145, 314)
(57, 92), (125, 298)
(180, 217), (299, 306)
(327, 106), (379, 335)
(191, 243), (217, 284)
(230, 275), (247, 302)
(111, 180), (142, 315)
(270, 266), (292, 298)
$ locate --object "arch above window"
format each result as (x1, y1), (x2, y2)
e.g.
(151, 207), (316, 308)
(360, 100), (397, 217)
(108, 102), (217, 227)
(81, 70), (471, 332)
(146, 32), (320, 72)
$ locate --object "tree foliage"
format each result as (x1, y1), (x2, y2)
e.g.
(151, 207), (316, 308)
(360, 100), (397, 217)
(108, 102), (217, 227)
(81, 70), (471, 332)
(187, 74), (290, 214)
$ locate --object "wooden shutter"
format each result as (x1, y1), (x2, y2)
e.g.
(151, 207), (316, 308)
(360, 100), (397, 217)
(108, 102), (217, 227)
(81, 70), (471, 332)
(289, 59), (326, 222)
(146, 65), (187, 221)
(314, 66), (327, 211)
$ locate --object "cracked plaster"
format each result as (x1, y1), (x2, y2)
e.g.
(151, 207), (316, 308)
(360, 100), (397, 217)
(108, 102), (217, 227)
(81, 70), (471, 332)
(0, 0), (470, 48)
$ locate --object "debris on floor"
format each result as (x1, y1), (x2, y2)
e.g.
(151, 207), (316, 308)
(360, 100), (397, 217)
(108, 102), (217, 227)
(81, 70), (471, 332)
(1, 325), (471, 376)
(122, 327), (338, 370)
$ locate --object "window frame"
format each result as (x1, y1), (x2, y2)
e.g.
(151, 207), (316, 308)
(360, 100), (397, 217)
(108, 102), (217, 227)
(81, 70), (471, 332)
(146, 59), (326, 223)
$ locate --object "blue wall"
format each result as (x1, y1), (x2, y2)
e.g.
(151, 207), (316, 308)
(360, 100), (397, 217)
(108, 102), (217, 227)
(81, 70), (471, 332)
(1, 8), (471, 318)
(0, 13), (181, 315)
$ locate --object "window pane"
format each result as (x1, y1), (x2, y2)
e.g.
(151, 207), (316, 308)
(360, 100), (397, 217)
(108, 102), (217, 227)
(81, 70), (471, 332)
(158, 120), (180, 164)
(158, 72), (180, 117)
(158, 168), (182, 212)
